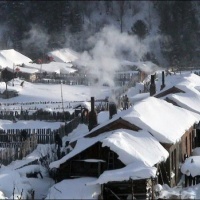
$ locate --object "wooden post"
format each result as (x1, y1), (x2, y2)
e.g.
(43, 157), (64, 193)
(151, 177), (155, 200)
(131, 178), (134, 200)
(31, 190), (34, 200)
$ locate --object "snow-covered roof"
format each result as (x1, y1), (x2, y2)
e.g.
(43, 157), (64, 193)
(166, 85), (200, 115)
(73, 101), (91, 110)
(87, 161), (157, 184)
(119, 60), (162, 74)
(152, 73), (200, 113)
(0, 54), (13, 68)
(136, 61), (162, 74)
(14, 66), (38, 74)
(24, 62), (76, 74)
(0, 49), (77, 74)
(125, 97), (200, 144)
(102, 129), (169, 165)
(129, 92), (149, 104)
(81, 97), (200, 144)
(49, 128), (169, 169)
(97, 111), (110, 124)
(0, 49), (32, 67)
(154, 71), (200, 97)
(48, 48), (79, 63)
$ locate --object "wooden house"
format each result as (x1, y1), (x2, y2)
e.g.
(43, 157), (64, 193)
(154, 75), (200, 152)
(48, 97), (200, 200)
(15, 67), (37, 82)
(52, 96), (200, 189)
(155, 84), (200, 146)
(50, 128), (168, 199)
(2, 66), (37, 82)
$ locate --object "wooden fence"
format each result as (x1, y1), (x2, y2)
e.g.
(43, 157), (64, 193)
(0, 117), (80, 165)
(0, 135), (37, 165)
(0, 117), (80, 144)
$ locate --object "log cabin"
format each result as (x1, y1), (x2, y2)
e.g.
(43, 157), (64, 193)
(50, 96), (200, 190)
(50, 128), (168, 199)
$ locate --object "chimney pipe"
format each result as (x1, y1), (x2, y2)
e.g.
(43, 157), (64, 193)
(88, 97), (98, 131)
(91, 97), (95, 111)
(150, 75), (156, 96)
(109, 102), (117, 119)
(160, 71), (165, 90)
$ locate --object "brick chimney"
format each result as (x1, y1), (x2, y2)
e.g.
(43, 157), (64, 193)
(160, 71), (165, 90)
(150, 75), (156, 96)
(109, 102), (117, 119)
(88, 97), (98, 131)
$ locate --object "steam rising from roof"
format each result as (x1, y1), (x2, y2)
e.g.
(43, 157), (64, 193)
(76, 25), (149, 87)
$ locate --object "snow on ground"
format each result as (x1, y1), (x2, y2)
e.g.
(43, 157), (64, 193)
(46, 177), (101, 199)
(0, 120), (63, 131)
(181, 156), (200, 177)
(6, 144), (55, 170)
(0, 144), (55, 199)
(0, 54), (200, 199)
(0, 78), (112, 104)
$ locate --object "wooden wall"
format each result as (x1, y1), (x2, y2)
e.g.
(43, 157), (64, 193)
(161, 125), (195, 187)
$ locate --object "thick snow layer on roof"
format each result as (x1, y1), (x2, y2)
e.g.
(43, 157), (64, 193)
(49, 131), (109, 169)
(122, 97), (200, 144)
(49, 128), (168, 169)
(0, 53), (13, 68)
(73, 101), (91, 110)
(85, 97), (200, 144)
(24, 62), (76, 74)
(14, 66), (38, 74)
(155, 72), (200, 97)
(101, 129), (168, 166)
(129, 92), (149, 104)
(48, 48), (79, 63)
(137, 61), (161, 74)
(152, 73), (200, 115)
(181, 156), (200, 177)
(0, 49), (32, 66)
(87, 161), (157, 185)
(167, 85), (200, 115)
(97, 111), (110, 124)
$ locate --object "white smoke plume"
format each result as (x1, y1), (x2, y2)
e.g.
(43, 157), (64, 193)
(22, 24), (49, 53)
(76, 25), (149, 88)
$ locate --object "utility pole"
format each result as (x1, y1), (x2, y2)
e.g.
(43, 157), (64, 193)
(60, 80), (65, 122)
(13, 63), (15, 86)
(40, 62), (42, 80)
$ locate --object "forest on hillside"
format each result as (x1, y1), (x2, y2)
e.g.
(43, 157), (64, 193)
(0, 1), (199, 69)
